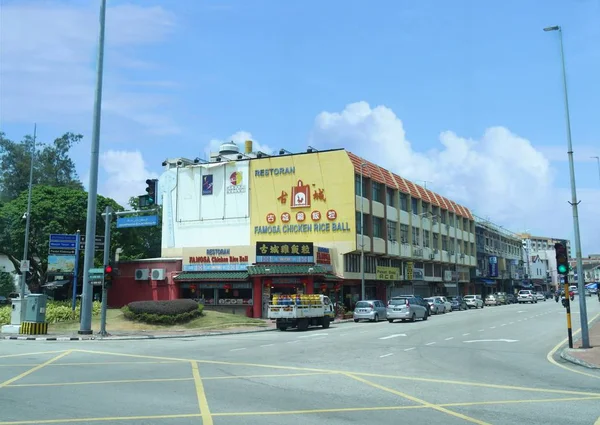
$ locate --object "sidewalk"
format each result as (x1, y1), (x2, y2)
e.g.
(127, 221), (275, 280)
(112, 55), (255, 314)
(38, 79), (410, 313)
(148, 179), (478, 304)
(0, 318), (355, 341)
(560, 316), (600, 369)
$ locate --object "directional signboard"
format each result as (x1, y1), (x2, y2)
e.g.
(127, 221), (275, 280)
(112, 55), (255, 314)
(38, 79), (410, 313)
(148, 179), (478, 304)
(117, 215), (158, 229)
(88, 267), (104, 286)
(80, 235), (105, 250)
(49, 234), (77, 253)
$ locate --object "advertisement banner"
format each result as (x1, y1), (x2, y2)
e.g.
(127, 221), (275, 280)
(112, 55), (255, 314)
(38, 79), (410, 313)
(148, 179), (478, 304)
(47, 255), (76, 274)
(488, 256), (499, 277)
(405, 261), (414, 280)
(376, 266), (400, 281)
(255, 242), (314, 264)
(249, 151), (356, 246)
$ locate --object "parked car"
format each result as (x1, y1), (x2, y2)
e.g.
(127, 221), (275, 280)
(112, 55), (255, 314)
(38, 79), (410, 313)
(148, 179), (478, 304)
(424, 297), (446, 314)
(505, 294), (517, 304)
(386, 296), (428, 322)
(450, 296), (468, 311)
(463, 294), (484, 309)
(517, 290), (537, 304)
(485, 294), (499, 306)
(535, 292), (546, 301)
(390, 295), (431, 317)
(433, 296), (452, 313)
(494, 292), (507, 305)
(353, 300), (387, 322)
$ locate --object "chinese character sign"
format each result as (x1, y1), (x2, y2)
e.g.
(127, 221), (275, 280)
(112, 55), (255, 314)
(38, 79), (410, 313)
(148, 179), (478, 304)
(255, 242), (314, 264)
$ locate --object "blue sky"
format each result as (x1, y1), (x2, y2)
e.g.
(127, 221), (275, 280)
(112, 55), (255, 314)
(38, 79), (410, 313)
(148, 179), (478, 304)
(1, 0), (599, 254)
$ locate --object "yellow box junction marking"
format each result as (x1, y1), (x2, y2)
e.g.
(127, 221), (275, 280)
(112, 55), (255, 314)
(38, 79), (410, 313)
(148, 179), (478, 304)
(191, 361), (213, 425)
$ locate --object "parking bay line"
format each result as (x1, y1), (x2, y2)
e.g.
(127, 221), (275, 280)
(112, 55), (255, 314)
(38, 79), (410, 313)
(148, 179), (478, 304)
(380, 353), (394, 358)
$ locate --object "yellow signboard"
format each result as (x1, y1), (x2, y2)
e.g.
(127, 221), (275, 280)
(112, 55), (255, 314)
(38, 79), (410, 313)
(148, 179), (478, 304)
(405, 261), (414, 280)
(376, 266), (400, 281)
(250, 150), (356, 245)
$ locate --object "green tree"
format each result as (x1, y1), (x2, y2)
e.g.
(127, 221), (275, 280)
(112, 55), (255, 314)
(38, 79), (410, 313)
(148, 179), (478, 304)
(118, 196), (162, 261)
(0, 132), (83, 202)
(0, 186), (162, 292)
(0, 272), (16, 297)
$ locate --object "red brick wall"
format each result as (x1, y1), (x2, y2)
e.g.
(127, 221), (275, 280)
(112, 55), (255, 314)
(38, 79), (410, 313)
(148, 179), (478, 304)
(107, 259), (182, 308)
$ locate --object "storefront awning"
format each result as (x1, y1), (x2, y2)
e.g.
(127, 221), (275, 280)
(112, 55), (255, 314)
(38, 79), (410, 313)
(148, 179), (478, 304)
(174, 271), (249, 282)
(476, 278), (496, 286)
(321, 274), (343, 282)
(247, 264), (327, 276)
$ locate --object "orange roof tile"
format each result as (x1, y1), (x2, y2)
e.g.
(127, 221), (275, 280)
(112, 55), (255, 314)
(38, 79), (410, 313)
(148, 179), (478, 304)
(346, 150), (474, 219)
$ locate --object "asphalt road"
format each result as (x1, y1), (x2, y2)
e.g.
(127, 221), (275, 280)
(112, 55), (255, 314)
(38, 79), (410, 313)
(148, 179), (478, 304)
(1, 296), (599, 425)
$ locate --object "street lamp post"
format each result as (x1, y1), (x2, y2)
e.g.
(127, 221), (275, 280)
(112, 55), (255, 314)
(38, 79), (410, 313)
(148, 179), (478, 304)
(18, 124), (37, 323)
(360, 162), (367, 301)
(544, 25), (590, 348)
(80, 0), (108, 335)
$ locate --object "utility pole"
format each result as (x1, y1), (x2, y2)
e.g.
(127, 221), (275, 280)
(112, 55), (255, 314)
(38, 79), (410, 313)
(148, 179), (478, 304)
(360, 162), (367, 301)
(99, 206), (112, 337)
(19, 124), (36, 323)
(544, 25), (589, 348)
(80, 0), (107, 335)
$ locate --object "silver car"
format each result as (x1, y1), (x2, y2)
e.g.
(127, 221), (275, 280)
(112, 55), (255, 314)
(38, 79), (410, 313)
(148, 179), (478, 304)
(353, 300), (387, 322)
(386, 296), (428, 322)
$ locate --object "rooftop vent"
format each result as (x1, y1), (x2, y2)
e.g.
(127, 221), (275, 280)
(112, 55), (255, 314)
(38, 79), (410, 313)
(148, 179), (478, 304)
(219, 142), (240, 155)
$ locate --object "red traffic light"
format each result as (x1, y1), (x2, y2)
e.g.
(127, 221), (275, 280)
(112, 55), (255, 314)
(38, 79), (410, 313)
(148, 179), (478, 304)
(104, 265), (113, 274)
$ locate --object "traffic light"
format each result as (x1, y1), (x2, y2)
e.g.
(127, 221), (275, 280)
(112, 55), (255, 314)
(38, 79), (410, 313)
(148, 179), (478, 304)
(104, 263), (115, 288)
(145, 179), (158, 205)
(555, 242), (569, 275)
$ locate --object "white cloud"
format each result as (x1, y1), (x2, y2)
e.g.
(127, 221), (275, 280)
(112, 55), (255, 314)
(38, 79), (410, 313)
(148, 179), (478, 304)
(310, 101), (600, 254)
(0, 1), (179, 135)
(205, 131), (274, 159)
(99, 150), (159, 207)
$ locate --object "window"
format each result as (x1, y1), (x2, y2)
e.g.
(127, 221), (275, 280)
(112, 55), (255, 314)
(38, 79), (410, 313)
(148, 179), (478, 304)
(344, 254), (361, 273)
(433, 233), (439, 249)
(391, 259), (402, 269)
(365, 256), (376, 273)
(355, 174), (367, 197)
(355, 211), (362, 234)
(387, 220), (397, 241)
(423, 230), (430, 248)
(449, 213), (455, 227)
(372, 182), (383, 202)
(422, 202), (430, 215)
(449, 238), (455, 252)
(373, 217), (384, 238)
(411, 197), (419, 214)
(411, 227), (420, 246)
(400, 224), (409, 244)
(400, 193), (408, 211)
(386, 187), (395, 207)
(440, 210), (447, 224)
(442, 235), (448, 251)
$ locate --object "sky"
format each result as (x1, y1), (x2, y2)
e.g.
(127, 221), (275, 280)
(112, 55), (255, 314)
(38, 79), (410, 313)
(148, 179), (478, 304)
(1, 0), (599, 255)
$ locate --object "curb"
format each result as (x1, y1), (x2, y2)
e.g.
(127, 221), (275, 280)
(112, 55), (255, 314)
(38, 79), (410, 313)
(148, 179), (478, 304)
(0, 319), (354, 341)
(559, 348), (600, 370)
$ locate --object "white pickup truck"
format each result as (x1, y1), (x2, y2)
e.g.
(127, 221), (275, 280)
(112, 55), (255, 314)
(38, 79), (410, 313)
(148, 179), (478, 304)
(268, 294), (335, 331)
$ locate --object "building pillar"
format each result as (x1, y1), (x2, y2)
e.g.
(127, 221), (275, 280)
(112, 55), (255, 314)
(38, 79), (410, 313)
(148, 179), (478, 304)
(150, 280), (158, 301)
(252, 277), (262, 318)
(305, 276), (314, 294)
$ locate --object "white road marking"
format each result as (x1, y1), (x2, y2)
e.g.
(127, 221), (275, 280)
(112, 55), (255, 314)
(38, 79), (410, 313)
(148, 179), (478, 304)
(404, 347), (416, 351)
(229, 348), (247, 352)
(518, 311), (526, 313)
(380, 353), (394, 358)
(298, 333), (328, 338)
(379, 334), (407, 340)
(463, 339), (519, 343)
(509, 322), (514, 324)
(478, 329), (485, 332)
(490, 326), (496, 329)
(425, 342), (436, 346)
(445, 337), (454, 341)
(501, 324), (507, 326)
(462, 333), (470, 336)
(287, 340), (300, 344)
(311, 337), (327, 341)
(260, 344), (274, 348)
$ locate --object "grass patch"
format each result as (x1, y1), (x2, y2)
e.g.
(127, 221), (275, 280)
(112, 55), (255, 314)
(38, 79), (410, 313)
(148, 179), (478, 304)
(48, 308), (267, 333)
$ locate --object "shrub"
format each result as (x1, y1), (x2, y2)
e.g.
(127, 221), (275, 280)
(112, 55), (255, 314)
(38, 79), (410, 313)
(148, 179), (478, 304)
(122, 299), (203, 325)
(0, 306), (9, 326)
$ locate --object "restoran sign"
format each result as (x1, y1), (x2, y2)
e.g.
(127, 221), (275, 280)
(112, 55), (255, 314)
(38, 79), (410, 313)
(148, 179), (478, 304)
(249, 151), (356, 244)
(184, 247), (250, 271)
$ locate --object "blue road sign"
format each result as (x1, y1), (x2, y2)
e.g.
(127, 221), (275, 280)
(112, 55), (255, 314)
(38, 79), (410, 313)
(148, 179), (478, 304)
(49, 234), (77, 249)
(116, 215), (159, 228)
(50, 234), (77, 242)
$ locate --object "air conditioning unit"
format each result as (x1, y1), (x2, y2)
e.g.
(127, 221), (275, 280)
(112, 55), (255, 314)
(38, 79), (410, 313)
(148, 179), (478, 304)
(135, 269), (149, 281)
(151, 268), (166, 280)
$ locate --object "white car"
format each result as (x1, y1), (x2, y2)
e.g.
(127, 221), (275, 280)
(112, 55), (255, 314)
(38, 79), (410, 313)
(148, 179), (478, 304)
(535, 292), (546, 301)
(463, 295), (484, 309)
(433, 296), (452, 313)
(517, 290), (537, 304)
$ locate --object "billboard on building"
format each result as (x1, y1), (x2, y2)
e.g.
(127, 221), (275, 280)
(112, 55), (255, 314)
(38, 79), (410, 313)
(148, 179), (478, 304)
(249, 150), (355, 248)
